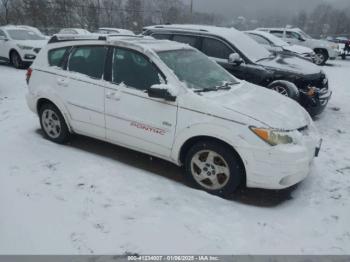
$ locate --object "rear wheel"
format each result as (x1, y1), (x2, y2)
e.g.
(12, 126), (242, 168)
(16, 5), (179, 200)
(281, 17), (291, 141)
(39, 103), (70, 144)
(10, 51), (24, 69)
(185, 141), (244, 197)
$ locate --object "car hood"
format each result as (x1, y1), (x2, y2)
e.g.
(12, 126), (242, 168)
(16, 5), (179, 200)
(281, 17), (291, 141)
(283, 44), (313, 54)
(258, 55), (321, 75)
(202, 81), (310, 130)
(13, 40), (48, 48)
(305, 38), (333, 49)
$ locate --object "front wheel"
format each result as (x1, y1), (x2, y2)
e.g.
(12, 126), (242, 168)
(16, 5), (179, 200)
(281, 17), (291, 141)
(39, 103), (70, 144)
(267, 80), (299, 101)
(10, 51), (24, 69)
(185, 141), (244, 197)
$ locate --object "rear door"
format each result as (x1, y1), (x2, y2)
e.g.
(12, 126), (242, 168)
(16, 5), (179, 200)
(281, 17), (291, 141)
(58, 45), (108, 139)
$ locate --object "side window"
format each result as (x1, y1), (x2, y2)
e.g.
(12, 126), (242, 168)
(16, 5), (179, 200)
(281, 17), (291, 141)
(270, 31), (284, 38)
(0, 29), (6, 37)
(48, 47), (69, 67)
(152, 33), (172, 40)
(202, 38), (233, 59)
(112, 48), (162, 91)
(249, 34), (271, 45)
(173, 35), (198, 48)
(68, 46), (108, 79)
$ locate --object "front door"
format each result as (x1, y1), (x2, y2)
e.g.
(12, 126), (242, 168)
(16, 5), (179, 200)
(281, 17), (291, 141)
(104, 47), (177, 157)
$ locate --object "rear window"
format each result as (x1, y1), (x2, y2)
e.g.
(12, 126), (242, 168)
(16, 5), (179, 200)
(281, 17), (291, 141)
(152, 33), (172, 40)
(48, 47), (69, 67)
(173, 35), (199, 48)
(68, 46), (108, 79)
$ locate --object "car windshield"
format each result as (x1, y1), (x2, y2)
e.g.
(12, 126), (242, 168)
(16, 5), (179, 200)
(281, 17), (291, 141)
(7, 29), (45, 40)
(229, 32), (273, 62)
(157, 49), (239, 91)
(264, 33), (290, 47)
(297, 30), (312, 39)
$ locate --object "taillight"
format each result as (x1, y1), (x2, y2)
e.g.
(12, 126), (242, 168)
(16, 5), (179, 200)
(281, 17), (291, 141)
(26, 68), (32, 84)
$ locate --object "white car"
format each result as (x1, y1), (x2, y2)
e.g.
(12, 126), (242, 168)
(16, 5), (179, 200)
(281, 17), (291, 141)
(95, 27), (135, 36)
(257, 27), (340, 65)
(246, 30), (316, 63)
(26, 35), (322, 197)
(0, 25), (48, 68)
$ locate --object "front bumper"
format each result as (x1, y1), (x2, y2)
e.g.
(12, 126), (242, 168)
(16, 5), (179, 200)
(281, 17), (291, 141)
(18, 48), (41, 62)
(328, 48), (340, 59)
(244, 126), (321, 190)
(300, 88), (332, 116)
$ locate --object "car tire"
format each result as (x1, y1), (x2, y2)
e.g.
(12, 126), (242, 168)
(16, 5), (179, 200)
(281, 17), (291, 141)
(185, 140), (244, 197)
(314, 50), (328, 65)
(267, 80), (299, 101)
(39, 103), (70, 144)
(10, 51), (25, 69)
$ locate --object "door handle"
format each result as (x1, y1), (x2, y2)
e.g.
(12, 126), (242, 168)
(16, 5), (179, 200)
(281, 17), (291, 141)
(106, 91), (120, 101)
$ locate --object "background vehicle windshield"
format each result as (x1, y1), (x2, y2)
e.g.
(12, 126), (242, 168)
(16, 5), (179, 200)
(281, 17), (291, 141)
(265, 33), (290, 47)
(229, 32), (272, 62)
(7, 29), (45, 40)
(297, 30), (312, 39)
(157, 49), (239, 90)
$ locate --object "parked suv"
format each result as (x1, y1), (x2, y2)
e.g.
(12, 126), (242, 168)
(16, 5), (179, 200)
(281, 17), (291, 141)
(26, 35), (321, 197)
(143, 25), (331, 116)
(0, 25), (48, 68)
(257, 27), (339, 65)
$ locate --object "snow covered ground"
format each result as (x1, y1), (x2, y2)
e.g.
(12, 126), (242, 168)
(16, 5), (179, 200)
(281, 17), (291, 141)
(0, 60), (349, 255)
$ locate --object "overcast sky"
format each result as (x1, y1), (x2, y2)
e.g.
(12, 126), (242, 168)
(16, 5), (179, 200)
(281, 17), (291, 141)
(190, 0), (350, 18)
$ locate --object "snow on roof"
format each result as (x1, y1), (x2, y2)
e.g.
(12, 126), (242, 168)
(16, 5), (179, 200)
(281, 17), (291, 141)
(108, 36), (191, 52)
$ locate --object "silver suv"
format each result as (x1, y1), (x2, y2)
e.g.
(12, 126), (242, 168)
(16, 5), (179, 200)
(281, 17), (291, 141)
(257, 27), (340, 65)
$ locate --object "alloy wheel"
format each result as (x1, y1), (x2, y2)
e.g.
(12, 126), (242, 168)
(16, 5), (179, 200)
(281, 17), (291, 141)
(42, 109), (62, 139)
(272, 86), (289, 96)
(190, 150), (230, 190)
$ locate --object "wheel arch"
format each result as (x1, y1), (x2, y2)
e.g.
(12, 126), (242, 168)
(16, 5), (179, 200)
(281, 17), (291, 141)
(36, 97), (73, 133)
(314, 48), (329, 58)
(178, 135), (247, 184)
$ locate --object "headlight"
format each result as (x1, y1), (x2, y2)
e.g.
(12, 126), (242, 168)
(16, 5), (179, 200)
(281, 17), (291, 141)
(250, 127), (294, 146)
(17, 44), (33, 50)
(330, 43), (338, 50)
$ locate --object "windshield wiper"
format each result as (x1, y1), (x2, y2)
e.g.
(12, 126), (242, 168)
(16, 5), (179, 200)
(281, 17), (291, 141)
(194, 81), (238, 93)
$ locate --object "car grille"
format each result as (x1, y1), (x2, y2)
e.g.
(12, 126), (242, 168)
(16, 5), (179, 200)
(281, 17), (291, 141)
(297, 74), (328, 90)
(33, 48), (41, 54)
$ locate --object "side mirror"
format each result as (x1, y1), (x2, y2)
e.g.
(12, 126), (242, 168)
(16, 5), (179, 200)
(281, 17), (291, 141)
(228, 53), (243, 65)
(148, 84), (177, 102)
(0, 36), (8, 41)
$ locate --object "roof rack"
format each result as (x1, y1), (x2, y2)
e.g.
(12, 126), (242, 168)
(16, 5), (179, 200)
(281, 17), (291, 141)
(48, 34), (107, 44)
(150, 25), (208, 33)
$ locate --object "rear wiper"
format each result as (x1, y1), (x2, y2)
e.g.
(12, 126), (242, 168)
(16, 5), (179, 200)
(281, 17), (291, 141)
(194, 82), (238, 93)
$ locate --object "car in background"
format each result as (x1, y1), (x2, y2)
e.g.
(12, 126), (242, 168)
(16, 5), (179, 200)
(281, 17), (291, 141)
(58, 28), (91, 35)
(257, 27), (339, 65)
(26, 34), (322, 196)
(0, 25), (48, 69)
(95, 27), (135, 35)
(143, 24), (331, 116)
(246, 30), (316, 63)
(16, 25), (49, 39)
